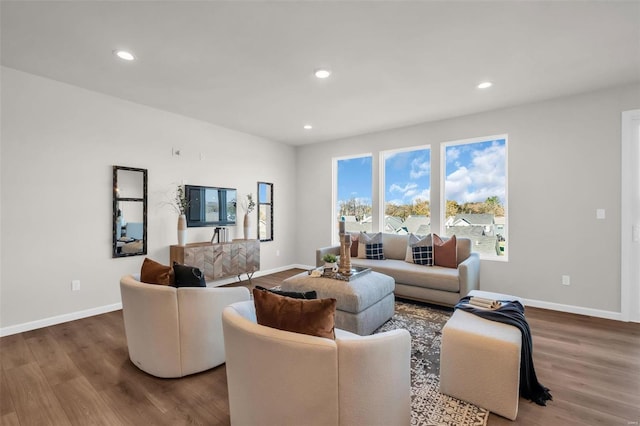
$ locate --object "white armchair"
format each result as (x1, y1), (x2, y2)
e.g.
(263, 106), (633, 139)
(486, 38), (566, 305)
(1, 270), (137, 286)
(222, 300), (411, 426)
(119, 275), (250, 378)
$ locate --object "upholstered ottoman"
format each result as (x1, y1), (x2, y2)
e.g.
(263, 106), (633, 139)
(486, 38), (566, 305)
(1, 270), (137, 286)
(440, 290), (523, 420)
(280, 271), (395, 335)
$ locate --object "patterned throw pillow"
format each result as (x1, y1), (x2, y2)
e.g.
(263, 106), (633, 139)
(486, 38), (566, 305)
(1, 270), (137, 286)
(405, 233), (433, 263)
(358, 232), (383, 259)
(412, 245), (434, 266)
(366, 242), (385, 260)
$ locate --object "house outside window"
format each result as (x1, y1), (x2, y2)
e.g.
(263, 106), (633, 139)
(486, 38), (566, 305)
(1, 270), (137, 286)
(382, 146), (431, 236)
(441, 135), (508, 260)
(334, 155), (373, 240)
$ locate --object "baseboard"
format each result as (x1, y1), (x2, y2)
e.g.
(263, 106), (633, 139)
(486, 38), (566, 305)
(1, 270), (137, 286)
(0, 302), (123, 337)
(521, 297), (623, 321)
(0, 265), (313, 337)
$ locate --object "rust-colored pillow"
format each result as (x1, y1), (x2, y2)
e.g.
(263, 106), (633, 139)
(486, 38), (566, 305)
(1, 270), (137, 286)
(140, 258), (172, 285)
(433, 234), (457, 268)
(350, 233), (359, 258)
(252, 288), (336, 339)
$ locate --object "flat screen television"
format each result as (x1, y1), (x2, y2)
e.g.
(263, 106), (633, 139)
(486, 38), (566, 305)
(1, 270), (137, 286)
(185, 185), (237, 227)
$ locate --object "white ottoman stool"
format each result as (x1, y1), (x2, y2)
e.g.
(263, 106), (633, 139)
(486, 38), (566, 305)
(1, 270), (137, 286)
(440, 290), (523, 420)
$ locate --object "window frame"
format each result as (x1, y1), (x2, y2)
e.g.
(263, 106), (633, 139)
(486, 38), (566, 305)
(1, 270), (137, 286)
(380, 144), (432, 235)
(332, 153), (373, 244)
(440, 134), (508, 261)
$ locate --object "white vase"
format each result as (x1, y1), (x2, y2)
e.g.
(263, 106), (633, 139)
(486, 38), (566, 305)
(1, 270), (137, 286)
(177, 214), (187, 246)
(243, 213), (250, 240)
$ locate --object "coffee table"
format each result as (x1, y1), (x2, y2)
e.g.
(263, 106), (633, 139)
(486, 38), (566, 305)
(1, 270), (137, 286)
(281, 270), (395, 335)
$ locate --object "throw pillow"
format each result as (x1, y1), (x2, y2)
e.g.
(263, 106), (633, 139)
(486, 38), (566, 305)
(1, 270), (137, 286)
(253, 288), (336, 339)
(358, 232), (383, 259)
(172, 262), (206, 287)
(255, 285), (317, 300)
(140, 258), (172, 286)
(349, 232), (359, 258)
(405, 233), (433, 263)
(433, 234), (458, 268)
(412, 245), (434, 266)
(366, 242), (385, 260)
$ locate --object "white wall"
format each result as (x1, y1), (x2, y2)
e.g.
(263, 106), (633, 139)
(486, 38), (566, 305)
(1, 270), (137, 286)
(0, 67), (297, 332)
(296, 83), (640, 315)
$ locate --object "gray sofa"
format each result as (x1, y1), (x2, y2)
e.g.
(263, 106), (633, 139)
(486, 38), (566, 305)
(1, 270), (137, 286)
(316, 233), (480, 306)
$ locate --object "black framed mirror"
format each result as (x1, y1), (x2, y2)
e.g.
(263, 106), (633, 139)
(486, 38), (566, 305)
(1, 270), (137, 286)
(257, 182), (273, 241)
(113, 166), (147, 257)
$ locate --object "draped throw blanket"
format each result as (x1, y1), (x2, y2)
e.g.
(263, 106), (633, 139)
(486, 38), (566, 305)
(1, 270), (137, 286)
(454, 296), (553, 406)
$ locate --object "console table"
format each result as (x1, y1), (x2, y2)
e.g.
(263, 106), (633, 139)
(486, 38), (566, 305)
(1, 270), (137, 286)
(170, 239), (260, 283)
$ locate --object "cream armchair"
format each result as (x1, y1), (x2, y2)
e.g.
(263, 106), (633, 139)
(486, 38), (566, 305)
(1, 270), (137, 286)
(120, 275), (250, 378)
(222, 300), (411, 426)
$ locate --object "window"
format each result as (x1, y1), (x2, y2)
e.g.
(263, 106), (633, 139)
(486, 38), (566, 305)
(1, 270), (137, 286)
(334, 155), (372, 240)
(382, 146), (431, 235)
(442, 135), (507, 260)
(257, 182), (273, 241)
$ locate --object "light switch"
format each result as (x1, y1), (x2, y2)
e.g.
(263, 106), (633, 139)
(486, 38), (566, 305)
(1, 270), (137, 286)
(596, 209), (605, 220)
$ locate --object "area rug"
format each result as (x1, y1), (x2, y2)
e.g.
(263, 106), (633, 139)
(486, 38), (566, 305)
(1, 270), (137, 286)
(375, 300), (489, 426)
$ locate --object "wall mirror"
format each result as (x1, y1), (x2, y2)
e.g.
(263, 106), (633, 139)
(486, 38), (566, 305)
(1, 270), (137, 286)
(257, 182), (273, 241)
(113, 166), (148, 257)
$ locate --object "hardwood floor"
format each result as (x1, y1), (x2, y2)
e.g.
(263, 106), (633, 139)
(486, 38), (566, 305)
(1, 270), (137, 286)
(1, 268), (639, 426)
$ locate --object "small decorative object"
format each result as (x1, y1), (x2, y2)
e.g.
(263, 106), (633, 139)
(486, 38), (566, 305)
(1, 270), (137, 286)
(168, 184), (189, 246)
(240, 193), (256, 239)
(322, 253), (338, 272)
(338, 219), (352, 275)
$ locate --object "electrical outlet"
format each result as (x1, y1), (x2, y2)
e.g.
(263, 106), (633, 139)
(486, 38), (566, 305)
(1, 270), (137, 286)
(71, 280), (81, 291)
(561, 275), (570, 286)
(596, 209), (605, 219)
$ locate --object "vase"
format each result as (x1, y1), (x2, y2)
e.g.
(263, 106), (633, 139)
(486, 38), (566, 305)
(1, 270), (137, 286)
(177, 214), (187, 246)
(243, 213), (250, 240)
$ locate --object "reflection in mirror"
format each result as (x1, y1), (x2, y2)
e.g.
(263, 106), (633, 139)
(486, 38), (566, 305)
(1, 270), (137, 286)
(258, 182), (273, 241)
(113, 166), (147, 258)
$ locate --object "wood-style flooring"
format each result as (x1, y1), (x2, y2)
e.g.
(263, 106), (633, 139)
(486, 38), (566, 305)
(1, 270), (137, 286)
(1, 269), (639, 426)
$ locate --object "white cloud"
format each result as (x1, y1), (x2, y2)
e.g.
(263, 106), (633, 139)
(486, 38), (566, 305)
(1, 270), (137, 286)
(410, 157), (430, 179)
(445, 142), (505, 203)
(389, 182), (417, 193)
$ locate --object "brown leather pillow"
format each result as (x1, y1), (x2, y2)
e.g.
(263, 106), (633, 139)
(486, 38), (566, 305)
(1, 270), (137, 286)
(433, 234), (457, 268)
(253, 288), (336, 339)
(140, 258), (172, 285)
(350, 233), (359, 257)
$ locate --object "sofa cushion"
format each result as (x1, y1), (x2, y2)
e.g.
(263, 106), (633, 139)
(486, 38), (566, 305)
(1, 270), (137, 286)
(253, 288), (337, 339)
(434, 234), (457, 268)
(350, 258), (460, 293)
(382, 233), (409, 260)
(140, 258), (172, 286)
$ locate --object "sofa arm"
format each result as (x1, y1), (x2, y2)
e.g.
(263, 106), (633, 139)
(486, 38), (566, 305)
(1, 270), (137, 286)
(458, 252), (480, 297)
(337, 329), (411, 425)
(316, 245), (341, 267)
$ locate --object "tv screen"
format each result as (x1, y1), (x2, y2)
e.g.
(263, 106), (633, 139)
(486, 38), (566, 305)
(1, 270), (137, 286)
(185, 185), (237, 227)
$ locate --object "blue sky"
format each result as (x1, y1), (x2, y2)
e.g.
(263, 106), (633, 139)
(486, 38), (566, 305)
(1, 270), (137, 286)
(337, 138), (506, 206)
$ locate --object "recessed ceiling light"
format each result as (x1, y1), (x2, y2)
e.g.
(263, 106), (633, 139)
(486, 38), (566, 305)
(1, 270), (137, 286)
(114, 50), (135, 61)
(303, 124), (313, 130)
(477, 81), (493, 89)
(314, 69), (331, 79)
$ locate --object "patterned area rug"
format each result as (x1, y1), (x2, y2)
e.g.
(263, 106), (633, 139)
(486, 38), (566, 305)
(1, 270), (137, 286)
(375, 300), (489, 426)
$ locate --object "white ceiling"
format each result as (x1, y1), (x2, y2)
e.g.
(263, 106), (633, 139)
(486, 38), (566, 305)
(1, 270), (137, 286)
(2, 1), (639, 146)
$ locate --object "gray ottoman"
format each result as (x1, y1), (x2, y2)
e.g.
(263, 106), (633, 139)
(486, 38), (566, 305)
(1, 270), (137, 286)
(281, 271), (395, 335)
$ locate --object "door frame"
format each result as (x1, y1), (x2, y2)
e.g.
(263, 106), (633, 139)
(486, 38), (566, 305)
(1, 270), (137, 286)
(621, 109), (640, 322)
